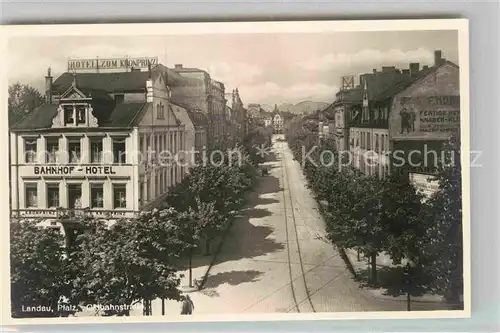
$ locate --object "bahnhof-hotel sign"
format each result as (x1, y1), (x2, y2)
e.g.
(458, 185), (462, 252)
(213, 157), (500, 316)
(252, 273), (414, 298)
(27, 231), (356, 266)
(34, 166), (118, 175)
(67, 56), (158, 71)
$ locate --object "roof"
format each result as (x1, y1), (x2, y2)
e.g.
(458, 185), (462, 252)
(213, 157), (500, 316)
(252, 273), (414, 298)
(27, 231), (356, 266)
(373, 60), (458, 102)
(52, 71), (150, 94)
(102, 102), (147, 127)
(52, 66), (201, 95)
(363, 72), (411, 102)
(11, 104), (59, 130)
(172, 67), (206, 73)
(11, 102), (147, 130)
(186, 110), (208, 127)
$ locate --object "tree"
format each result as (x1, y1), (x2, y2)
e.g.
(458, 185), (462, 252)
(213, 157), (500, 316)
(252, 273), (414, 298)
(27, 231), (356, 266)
(74, 209), (187, 316)
(8, 83), (44, 126)
(419, 133), (463, 304)
(10, 219), (79, 318)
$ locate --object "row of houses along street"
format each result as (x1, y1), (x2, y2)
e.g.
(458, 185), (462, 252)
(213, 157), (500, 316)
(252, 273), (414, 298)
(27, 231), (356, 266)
(315, 49), (460, 195)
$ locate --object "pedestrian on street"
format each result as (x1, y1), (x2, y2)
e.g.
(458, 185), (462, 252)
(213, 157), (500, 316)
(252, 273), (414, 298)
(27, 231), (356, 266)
(180, 295), (194, 315)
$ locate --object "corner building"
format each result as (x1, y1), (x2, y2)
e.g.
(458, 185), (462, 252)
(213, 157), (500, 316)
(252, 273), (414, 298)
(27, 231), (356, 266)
(10, 65), (201, 220)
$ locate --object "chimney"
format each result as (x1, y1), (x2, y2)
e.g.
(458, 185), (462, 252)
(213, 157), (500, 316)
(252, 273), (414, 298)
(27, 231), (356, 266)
(382, 66), (396, 73)
(409, 62), (420, 76)
(402, 69), (410, 75)
(434, 50), (443, 66)
(174, 64), (183, 69)
(423, 65), (429, 70)
(373, 69), (377, 73)
(45, 67), (53, 103)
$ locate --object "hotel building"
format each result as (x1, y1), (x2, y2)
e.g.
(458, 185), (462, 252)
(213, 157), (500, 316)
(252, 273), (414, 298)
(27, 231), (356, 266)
(10, 62), (203, 221)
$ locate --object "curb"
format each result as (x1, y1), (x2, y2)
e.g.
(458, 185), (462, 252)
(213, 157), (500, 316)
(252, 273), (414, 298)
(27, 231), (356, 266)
(315, 200), (358, 278)
(195, 217), (235, 291)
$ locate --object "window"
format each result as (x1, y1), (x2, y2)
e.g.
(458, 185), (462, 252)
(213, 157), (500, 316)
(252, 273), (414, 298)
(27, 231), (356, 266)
(113, 137), (126, 164)
(68, 139), (81, 163)
(25, 183), (38, 208)
(90, 138), (103, 163)
(64, 106), (74, 125)
(68, 184), (82, 209)
(375, 134), (379, 152)
(113, 184), (127, 208)
(173, 133), (177, 153)
(140, 136), (145, 153)
(90, 183), (104, 208)
(367, 133), (371, 150)
(24, 138), (37, 163)
(46, 138), (59, 163)
(46, 183), (59, 208)
(139, 180), (144, 205)
(115, 94), (124, 104)
(381, 135), (385, 152)
(156, 103), (165, 119)
(76, 105), (86, 124)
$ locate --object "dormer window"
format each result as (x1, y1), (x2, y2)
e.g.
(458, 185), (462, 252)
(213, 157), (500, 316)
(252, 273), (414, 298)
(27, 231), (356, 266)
(77, 105), (86, 124)
(115, 94), (124, 104)
(64, 106), (74, 125)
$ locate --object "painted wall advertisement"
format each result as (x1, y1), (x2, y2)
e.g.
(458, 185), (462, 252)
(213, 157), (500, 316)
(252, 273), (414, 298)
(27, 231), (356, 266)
(389, 64), (461, 141)
(390, 95), (460, 140)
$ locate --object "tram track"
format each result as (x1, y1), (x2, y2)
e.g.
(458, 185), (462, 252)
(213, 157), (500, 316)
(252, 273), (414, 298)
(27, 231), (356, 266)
(277, 141), (316, 313)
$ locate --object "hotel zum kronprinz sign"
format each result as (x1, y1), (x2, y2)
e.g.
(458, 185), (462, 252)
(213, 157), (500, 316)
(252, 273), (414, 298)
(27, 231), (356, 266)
(68, 57), (158, 71)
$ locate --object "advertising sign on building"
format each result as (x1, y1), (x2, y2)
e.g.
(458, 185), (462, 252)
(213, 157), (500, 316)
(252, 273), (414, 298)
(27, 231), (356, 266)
(68, 57), (158, 71)
(389, 63), (461, 141)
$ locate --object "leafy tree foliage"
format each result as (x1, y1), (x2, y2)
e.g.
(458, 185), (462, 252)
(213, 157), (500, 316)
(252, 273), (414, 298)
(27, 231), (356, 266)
(8, 83), (44, 126)
(419, 134), (463, 304)
(73, 209), (187, 316)
(10, 219), (78, 318)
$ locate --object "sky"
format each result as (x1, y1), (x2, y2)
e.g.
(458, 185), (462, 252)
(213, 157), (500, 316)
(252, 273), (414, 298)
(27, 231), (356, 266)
(7, 30), (459, 106)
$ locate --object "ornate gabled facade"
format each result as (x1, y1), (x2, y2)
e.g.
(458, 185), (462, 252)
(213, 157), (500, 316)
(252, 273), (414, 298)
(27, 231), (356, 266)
(9, 64), (197, 225)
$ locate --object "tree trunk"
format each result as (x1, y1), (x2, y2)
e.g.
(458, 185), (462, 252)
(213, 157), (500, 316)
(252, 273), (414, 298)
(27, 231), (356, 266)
(205, 236), (210, 256)
(188, 249), (193, 288)
(370, 253), (377, 285)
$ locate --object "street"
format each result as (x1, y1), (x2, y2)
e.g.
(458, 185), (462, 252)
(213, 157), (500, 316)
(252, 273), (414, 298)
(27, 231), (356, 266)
(152, 135), (440, 315)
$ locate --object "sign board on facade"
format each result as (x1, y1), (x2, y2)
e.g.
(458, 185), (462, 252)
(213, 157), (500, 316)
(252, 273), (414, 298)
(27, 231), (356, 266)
(68, 57), (158, 71)
(34, 166), (117, 175)
(390, 95), (460, 140)
(409, 172), (439, 200)
(389, 64), (461, 141)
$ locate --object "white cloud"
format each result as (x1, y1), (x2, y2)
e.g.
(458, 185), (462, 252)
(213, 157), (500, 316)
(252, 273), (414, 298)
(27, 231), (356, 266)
(300, 48), (434, 72)
(206, 61), (263, 86)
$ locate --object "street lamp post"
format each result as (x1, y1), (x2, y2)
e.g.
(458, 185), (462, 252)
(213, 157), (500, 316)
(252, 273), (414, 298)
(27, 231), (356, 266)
(403, 262), (412, 311)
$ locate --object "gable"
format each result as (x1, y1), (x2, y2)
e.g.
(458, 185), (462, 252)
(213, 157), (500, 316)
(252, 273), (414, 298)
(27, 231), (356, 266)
(60, 85), (89, 100)
(136, 101), (180, 127)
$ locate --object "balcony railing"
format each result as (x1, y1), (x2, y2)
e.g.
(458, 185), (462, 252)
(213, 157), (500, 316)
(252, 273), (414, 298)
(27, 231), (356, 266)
(11, 208), (136, 220)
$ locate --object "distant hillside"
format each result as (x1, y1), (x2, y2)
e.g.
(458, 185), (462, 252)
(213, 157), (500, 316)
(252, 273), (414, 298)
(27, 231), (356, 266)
(278, 101), (329, 115)
(259, 104), (274, 112)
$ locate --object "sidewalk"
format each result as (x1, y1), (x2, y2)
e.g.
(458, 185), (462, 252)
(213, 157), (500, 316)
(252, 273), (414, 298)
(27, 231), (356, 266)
(316, 200), (452, 309)
(344, 249), (447, 305)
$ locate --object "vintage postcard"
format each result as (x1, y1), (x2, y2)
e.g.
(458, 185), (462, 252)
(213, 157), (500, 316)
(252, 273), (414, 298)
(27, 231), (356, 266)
(0, 19), (470, 325)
